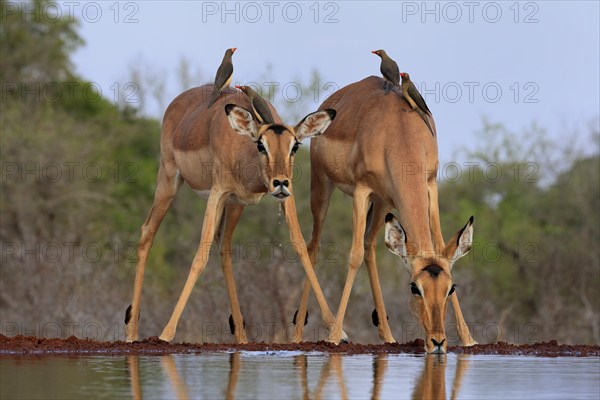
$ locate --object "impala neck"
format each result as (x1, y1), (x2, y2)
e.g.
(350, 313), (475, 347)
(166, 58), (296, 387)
(392, 174), (438, 256)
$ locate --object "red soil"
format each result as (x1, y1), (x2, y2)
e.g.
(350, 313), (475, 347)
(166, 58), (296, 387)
(0, 335), (598, 357)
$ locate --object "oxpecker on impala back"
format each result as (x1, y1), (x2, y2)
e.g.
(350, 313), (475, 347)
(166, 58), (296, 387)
(372, 49), (400, 92)
(208, 48), (236, 108)
(235, 85), (275, 124)
(400, 72), (435, 136)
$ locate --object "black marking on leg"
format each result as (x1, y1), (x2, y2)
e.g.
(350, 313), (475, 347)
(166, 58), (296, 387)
(229, 314), (235, 335)
(229, 314), (246, 335)
(371, 308), (389, 327)
(293, 309), (309, 326)
(125, 304), (132, 324)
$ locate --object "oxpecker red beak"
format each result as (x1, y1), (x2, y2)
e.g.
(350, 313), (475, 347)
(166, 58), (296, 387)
(235, 85), (242, 89)
(232, 48), (237, 53)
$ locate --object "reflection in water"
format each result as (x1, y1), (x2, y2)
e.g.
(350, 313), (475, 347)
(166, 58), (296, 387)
(126, 356), (142, 400)
(225, 352), (242, 400)
(125, 351), (469, 400)
(161, 355), (190, 400)
(293, 354), (349, 400)
(95, 351), (598, 400)
(128, 353), (242, 400)
(127, 352), (243, 400)
(450, 356), (470, 400)
(371, 354), (388, 400)
(412, 355), (446, 400)
(314, 354), (348, 400)
(411, 355), (470, 400)
(294, 355), (309, 400)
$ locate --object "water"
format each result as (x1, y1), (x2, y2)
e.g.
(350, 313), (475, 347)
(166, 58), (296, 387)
(1, 352), (599, 399)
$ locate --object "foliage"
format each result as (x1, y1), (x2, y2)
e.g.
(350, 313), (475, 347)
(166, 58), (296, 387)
(1, 0), (83, 84)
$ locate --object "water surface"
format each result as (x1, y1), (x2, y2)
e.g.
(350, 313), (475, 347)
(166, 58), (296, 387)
(1, 352), (599, 399)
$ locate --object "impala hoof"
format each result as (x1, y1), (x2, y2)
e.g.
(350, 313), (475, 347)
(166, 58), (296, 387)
(341, 330), (349, 343)
(158, 328), (175, 342)
(327, 329), (349, 344)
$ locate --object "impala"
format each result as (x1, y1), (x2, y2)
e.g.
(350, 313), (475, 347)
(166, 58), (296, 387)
(293, 76), (477, 353)
(124, 84), (340, 343)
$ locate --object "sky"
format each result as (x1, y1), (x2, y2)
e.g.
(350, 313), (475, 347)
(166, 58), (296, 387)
(67, 1), (600, 164)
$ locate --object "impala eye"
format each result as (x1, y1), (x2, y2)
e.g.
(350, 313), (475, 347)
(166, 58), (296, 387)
(448, 284), (456, 296)
(256, 141), (267, 154)
(291, 142), (300, 154)
(410, 282), (421, 296)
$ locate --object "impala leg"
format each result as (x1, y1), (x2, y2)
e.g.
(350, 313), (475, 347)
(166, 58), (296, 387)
(282, 196), (338, 335)
(427, 177), (445, 252)
(293, 177), (335, 343)
(293, 280), (312, 342)
(450, 292), (477, 346)
(159, 190), (226, 342)
(330, 188), (371, 343)
(126, 166), (182, 342)
(364, 202), (396, 343)
(218, 204), (248, 344)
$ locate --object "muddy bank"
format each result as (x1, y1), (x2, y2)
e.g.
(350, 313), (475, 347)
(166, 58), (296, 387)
(1, 335), (598, 357)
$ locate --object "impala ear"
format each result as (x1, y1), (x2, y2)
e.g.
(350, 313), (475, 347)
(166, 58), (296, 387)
(294, 109), (336, 142)
(384, 213), (410, 270)
(443, 216), (474, 267)
(225, 104), (259, 141)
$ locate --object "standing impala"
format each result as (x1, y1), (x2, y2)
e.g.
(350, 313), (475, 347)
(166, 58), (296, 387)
(293, 76), (477, 353)
(124, 84), (341, 344)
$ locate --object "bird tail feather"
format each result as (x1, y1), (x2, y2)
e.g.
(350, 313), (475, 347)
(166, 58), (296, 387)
(418, 109), (436, 137)
(207, 91), (219, 108)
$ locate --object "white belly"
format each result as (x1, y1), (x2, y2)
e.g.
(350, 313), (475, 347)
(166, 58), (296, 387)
(192, 189), (211, 199)
(336, 183), (355, 196)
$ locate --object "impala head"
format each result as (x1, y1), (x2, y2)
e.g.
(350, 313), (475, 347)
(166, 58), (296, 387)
(225, 104), (336, 200)
(384, 214), (474, 354)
